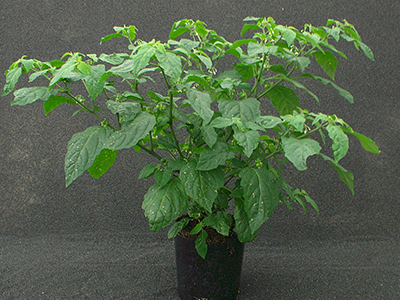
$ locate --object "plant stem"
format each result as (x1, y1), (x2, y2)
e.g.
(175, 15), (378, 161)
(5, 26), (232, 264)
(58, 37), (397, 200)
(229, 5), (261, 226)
(137, 143), (164, 161)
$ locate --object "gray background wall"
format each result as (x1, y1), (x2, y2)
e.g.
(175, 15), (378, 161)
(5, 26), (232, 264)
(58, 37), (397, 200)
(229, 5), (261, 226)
(1, 1), (399, 299)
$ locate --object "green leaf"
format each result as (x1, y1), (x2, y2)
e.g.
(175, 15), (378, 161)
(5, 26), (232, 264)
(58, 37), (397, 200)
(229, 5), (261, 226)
(169, 26), (190, 40)
(155, 169), (173, 187)
(297, 74), (354, 104)
(341, 127), (380, 154)
(106, 112), (156, 150)
(247, 43), (278, 57)
(100, 33), (123, 44)
(359, 41), (375, 61)
(87, 148), (117, 178)
(11, 87), (51, 106)
(49, 58), (78, 86)
(320, 153), (354, 194)
(156, 51), (182, 83)
(138, 164), (158, 179)
(239, 166), (281, 234)
(233, 198), (259, 243)
(142, 177), (189, 231)
(275, 25), (296, 46)
(99, 53), (125, 65)
(109, 44), (156, 78)
(196, 140), (235, 171)
(82, 65), (106, 100)
(43, 95), (76, 115)
(106, 100), (140, 123)
(179, 160), (224, 212)
(203, 211), (232, 236)
(233, 129), (260, 157)
(77, 62), (92, 75)
(168, 218), (190, 238)
(167, 157), (186, 172)
(326, 125), (349, 162)
(29, 69), (52, 82)
(196, 53), (213, 69)
(266, 85), (299, 115)
(2, 67), (22, 96)
(195, 230), (208, 259)
(200, 126), (218, 147)
(186, 89), (213, 124)
(256, 115), (284, 129)
(219, 97), (261, 123)
(313, 50), (338, 80)
(281, 137), (321, 171)
(241, 24), (260, 37)
(209, 117), (234, 128)
(65, 126), (111, 187)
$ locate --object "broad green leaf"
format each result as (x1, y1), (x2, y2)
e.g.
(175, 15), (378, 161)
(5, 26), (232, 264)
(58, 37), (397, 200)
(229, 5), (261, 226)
(247, 43), (278, 57)
(187, 89), (213, 124)
(169, 26), (190, 40)
(155, 169), (173, 187)
(167, 157), (186, 172)
(106, 112), (156, 150)
(2, 67), (22, 96)
(313, 50), (338, 80)
(29, 69), (52, 82)
(200, 126), (218, 147)
(276, 25), (296, 46)
(109, 44), (156, 78)
(99, 53), (125, 65)
(100, 33), (123, 44)
(203, 211), (232, 236)
(11, 87), (51, 106)
(233, 198), (259, 243)
(142, 177), (189, 231)
(341, 127), (380, 154)
(239, 166), (281, 234)
(77, 62), (92, 75)
(49, 58), (78, 86)
(320, 153), (354, 194)
(219, 97), (261, 123)
(209, 117), (234, 128)
(138, 164), (158, 179)
(196, 53), (212, 69)
(65, 126), (111, 187)
(195, 230), (208, 259)
(240, 24), (260, 37)
(233, 63), (254, 81)
(82, 65), (106, 100)
(196, 140), (235, 171)
(168, 218), (190, 238)
(256, 115), (284, 129)
(179, 160), (224, 212)
(87, 148), (117, 178)
(326, 125), (349, 162)
(43, 95), (76, 115)
(266, 85), (299, 115)
(282, 113), (306, 133)
(106, 100), (140, 123)
(156, 51), (182, 83)
(281, 137), (321, 171)
(233, 129), (260, 157)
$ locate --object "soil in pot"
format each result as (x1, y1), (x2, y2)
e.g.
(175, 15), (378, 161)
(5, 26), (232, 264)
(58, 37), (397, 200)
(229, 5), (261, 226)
(175, 219), (244, 300)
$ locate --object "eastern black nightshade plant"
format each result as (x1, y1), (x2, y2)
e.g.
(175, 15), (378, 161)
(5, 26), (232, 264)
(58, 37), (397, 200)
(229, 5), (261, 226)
(2, 17), (379, 258)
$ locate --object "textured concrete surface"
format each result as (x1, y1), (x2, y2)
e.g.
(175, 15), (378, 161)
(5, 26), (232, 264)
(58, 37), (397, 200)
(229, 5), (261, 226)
(1, 0), (399, 299)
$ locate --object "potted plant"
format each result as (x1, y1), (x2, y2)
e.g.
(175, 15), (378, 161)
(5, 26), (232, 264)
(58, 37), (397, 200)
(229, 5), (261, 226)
(2, 17), (379, 299)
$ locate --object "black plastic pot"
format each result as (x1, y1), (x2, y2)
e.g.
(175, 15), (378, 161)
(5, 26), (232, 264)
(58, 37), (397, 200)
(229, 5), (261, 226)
(175, 232), (245, 300)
